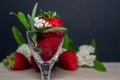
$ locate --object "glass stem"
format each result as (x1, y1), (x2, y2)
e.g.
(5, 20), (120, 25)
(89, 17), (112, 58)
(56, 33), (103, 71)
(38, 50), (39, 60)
(41, 72), (50, 80)
(39, 63), (53, 80)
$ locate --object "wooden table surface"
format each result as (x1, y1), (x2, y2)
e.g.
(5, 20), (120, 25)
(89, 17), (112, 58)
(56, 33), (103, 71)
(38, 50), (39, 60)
(0, 63), (120, 80)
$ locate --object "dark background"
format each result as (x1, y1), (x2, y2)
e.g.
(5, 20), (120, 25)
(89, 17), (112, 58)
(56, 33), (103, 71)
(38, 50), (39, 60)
(0, 0), (120, 62)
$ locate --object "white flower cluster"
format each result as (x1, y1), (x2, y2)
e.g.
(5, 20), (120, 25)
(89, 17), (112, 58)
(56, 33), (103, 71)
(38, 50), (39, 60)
(77, 45), (96, 67)
(16, 44), (31, 60)
(34, 17), (51, 28)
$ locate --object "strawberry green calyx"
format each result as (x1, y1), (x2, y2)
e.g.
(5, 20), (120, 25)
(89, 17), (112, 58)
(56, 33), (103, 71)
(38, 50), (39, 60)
(2, 58), (9, 66)
(2, 52), (31, 70)
(2, 52), (15, 69)
(40, 10), (59, 18)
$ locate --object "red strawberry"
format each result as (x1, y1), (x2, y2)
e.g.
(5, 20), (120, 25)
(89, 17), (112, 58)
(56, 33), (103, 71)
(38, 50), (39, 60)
(36, 11), (65, 61)
(2, 52), (31, 70)
(31, 55), (40, 72)
(37, 32), (63, 61)
(43, 17), (64, 27)
(40, 10), (64, 27)
(51, 17), (64, 27)
(30, 11), (65, 70)
(59, 50), (78, 71)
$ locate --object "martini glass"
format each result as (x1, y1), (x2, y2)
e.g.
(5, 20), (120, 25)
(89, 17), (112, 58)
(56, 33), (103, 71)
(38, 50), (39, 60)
(26, 31), (64, 80)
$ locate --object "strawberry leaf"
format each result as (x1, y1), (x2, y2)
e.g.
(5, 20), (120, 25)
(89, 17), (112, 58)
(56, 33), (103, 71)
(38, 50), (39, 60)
(33, 47), (41, 54)
(10, 12), (29, 31)
(43, 27), (67, 33)
(63, 32), (71, 49)
(94, 60), (107, 72)
(27, 31), (37, 45)
(69, 43), (79, 53)
(18, 12), (29, 31)
(2, 58), (9, 66)
(52, 12), (57, 17)
(12, 26), (26, 45)
(40, 10), (58, 18)
(32, 3), (38, 18)
(91, 39), (107, 72)
(91, 38), (97, 55)
(63, 32), (78, 53)
(28, 14), (35, 31)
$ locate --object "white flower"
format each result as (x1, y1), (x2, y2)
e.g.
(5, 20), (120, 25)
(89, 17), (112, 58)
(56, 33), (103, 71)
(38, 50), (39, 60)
(34, 17), (51, 28)
(34, 17), (39, 21)
(85, 55), (96, 67)
(77, 56), (86, 66)
(34, 23), (44, 28)
(16, 44), (31, 60)
(79, 45), (95, 54)
(41, 19), (46, 24)
(77, 45), (96, 67)
(44, 22), (50, 27)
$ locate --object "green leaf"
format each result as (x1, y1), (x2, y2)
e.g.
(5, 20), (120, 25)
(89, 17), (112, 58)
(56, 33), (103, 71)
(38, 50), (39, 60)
(40, 10), (58, 18)
(2, 58), (9, 66)
(28, 14), (35, 30)
(27, 31), (37, 44)
(10, 12), (29, 31)
(39, 10), (45, 18)
(91, 38), (97, 55)
(33, 47), (41, 54)
(32, 3), (38, 18)
(69, 43), (79, 53)
(62, 32), (79, 53)
(62, 32), (71, 49)
(43, 27), (67, 33)
(10, 12), (17, 17)
(94, 60), (107, 72)
(52, 12), (57, 17)
(12, 26), (26, 45)
(18, 12), (29, 31)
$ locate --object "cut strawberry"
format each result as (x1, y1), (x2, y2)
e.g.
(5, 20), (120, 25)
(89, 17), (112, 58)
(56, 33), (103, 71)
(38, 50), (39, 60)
(59, 50), (78, 71)
(2, 52), (31, 70)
